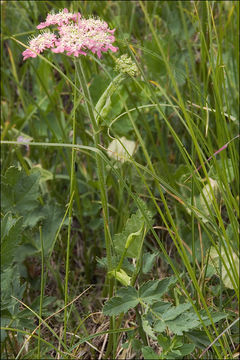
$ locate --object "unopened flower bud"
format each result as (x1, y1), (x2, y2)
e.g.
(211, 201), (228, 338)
(115, 54), (139, 77)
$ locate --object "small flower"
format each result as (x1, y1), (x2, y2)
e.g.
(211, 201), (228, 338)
(107, 137), (137, 163)
(37, 8), (80, 29)
(17, 135), (32, 151)
(22, 32), (57, 60)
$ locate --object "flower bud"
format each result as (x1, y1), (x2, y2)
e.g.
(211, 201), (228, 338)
(115, 54), (139, 77)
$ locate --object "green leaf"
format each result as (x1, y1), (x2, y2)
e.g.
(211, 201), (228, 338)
(103, 286), (139, 316)
(35, 201), (65, 254)
(186, 330), (211, 348)
(113, 213), (145, 258)
(199, 309), (227, 326)
(154, 319), (166, 333)
(1, 213), (23, 269)
(141, 346), (159, 359)
(208, 246), (239, 289)
(209, 158), (235, 183)
(1, 265), (26, 314)
(157, 334), (171, 351)
(166, 312), (199, 335)
(162, 303), (192, 321)
(1, 166), (41, 214)
(142, 251), (158, 274)
(142, 316), (157, 340)
(151, 301), (172, 314)
(113, 201), (153, 258)
(177, 343), (195, 356)
(139, 277), (176, 304)
(108, 268), (131, 286)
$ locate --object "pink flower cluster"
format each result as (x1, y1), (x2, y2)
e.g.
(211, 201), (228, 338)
(22, 8), (118, 60)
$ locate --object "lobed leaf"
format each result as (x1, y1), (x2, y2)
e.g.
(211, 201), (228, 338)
(103, 286), (139, 316)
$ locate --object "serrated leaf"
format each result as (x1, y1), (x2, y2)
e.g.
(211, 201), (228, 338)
(151, 301), (172, 314)
(177, 343), (195, 356)
(153, 319), (166, 333)
(139, 277), (176, 304)
(141, 346), (159, 359)
(1, 213), (23, 269)
(1, 266), (26, 314)
(23, 204), (46, 228)
(1, 167), (40, 214)
(199, 310), (227, 326)
(162, 303), (192, 321)
(157, 334), (171, 351)
(103, 286), (139, 316)
(167, 312), (199, 335)
(142, 316), (157, 340)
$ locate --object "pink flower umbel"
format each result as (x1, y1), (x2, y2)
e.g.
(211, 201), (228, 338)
(22, 32), (57, 60)
(22, 9), (118, 60)
(53, 21), (118, 58)
(37, 8), (80, 29)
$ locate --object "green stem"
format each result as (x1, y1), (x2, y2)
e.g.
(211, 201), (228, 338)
(64, 62), (78, 343)
(75, 59), (113, 275)
(38, 226), (44, 359)
(75, 58), (115, 358)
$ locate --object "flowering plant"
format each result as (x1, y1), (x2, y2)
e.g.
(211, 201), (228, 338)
(22, 8), (118, 60)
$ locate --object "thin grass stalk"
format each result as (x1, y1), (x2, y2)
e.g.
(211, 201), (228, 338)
(3, 327), (70, 359)
(37, 226), (44, 359)
(112, 103), (227, 356)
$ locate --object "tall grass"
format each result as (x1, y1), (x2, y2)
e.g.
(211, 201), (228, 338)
(1, 1), (239, 359)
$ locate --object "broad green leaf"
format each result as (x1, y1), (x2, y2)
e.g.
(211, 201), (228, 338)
(157, 334), (171, 351)
(1, 266), (26, 314)
(108, 268), (131, 286)
(142, 251), (158, 274)
(142, 316), (157, 340)
(208, 246), (239, 289)
(23, 204), (46, 228)
(103, 286), (138, 316)
(139, 277), (176, 304)
(30, 166), (53, 182)
(162, 303), (192, 321)
(177, 343), (195, 356)
(209, 158), (235, 183)
(113, 201), (153, 258)
(166, 312), (199, 335)
(1, 166), (41, 213)
(141, 346), (159, 359)
(199, 309), (227, 326)
(1, 213), (23, 269)
(35, 201), (65, 254)
(113, 213), (145, 258)
(186, 330), (212, 348)
(151, 301), (172, 314)
(153, 319), (166, 333)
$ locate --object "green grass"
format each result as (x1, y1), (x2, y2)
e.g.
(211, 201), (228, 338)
(1, 1), (239, 359)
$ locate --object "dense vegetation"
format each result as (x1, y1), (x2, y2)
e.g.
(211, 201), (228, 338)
(1, 1), (239, 359)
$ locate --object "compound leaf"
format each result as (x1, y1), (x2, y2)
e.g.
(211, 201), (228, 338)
(103, 286), (138, 316)
(139, 277), (176, 304)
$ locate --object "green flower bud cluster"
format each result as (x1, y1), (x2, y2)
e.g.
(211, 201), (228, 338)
(115, 54), (140, 77)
